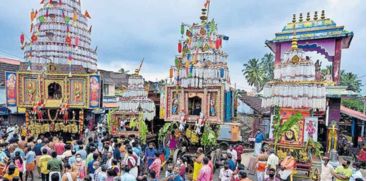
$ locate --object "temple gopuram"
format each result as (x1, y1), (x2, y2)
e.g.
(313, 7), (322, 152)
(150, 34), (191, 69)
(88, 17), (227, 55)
(11, 0), (101, 138)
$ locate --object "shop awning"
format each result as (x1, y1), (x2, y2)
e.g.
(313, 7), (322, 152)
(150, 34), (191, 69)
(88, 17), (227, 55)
(103, 102), (119, 108)
(340, 105), (366, 121)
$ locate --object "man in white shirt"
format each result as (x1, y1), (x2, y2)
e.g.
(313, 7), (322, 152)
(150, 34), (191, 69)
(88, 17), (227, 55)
(219, 164), (233, 181)
(321, 156), (334, 181)
(266, 149), (279, 170)
(227, 146), (237, 163)
(350, 162), (364, 181)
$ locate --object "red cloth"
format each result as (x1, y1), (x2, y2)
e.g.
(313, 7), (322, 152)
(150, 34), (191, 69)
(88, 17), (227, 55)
(235, 145), (244, 161)
(357, 149), (366, 161)
(149, 158), (162, 179)
(54, 143), (65, 155)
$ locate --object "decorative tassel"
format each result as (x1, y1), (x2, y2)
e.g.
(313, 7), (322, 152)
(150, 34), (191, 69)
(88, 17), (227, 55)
(186, 29), (192, 37)
(180, 23), (185, 35)
(175, 57), (179, 68)
(45, 8), (49, 17)
(62, 9), (65, 18)
(66, 25), (70, 32)
(39, 15), (45, 23)
(215, 38), (220, 49)
(178, 41), (182, 53)
(73, 11), (78, 22)
(31, 34), (38, 43)
(20, 33), (25, 45)
(30, 9), (35, 22)
(68, 51), (72, 62)
(84, 10), (91, 19)
(74, 36), (79, 47)
(65, 35), (72, 46)
(65, 16), (70, 24)
(169, 68), (173, 78)
(186, 53), (191, 60)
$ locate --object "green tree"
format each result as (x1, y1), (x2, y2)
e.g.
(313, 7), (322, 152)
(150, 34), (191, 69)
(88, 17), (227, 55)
(242, 58), (266, 92)
(340, 70), (362, 93)
(342, 98), (365, 112)
(261, 53), (274, 81)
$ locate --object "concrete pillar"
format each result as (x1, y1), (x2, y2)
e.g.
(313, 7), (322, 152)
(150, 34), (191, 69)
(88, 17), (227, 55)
(333, 39), (342, 84)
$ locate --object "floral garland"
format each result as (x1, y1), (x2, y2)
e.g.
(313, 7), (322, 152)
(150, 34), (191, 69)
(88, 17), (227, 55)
(47, 109), (60, 121)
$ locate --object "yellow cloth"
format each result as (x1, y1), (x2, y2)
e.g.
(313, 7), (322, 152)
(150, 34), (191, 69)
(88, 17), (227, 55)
(38, 155), (52, 174)
(3, 168), (19, 180)
(192, 162), (202, 181)
(335, 166), (352, 181)
(231, 126), (240, 141)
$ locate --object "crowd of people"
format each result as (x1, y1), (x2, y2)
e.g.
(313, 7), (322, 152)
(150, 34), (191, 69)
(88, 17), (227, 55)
(0, 125), (364, 181)
(0, 130), (189, 181)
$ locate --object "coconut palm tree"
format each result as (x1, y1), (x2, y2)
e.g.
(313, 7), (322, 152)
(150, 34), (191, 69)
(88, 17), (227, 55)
(340, 70), (362, 92)
(261, 53), (274, 81)
(242, 58), (266, 92)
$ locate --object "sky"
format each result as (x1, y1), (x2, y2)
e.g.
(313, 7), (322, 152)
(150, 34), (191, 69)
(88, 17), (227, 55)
(0, 0), (365, 94)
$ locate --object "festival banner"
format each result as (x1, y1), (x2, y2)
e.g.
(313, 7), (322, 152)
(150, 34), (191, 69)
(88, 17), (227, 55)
(89, 75), (101, 108)
(5, 72), (17, 107)
(304, 117), (318, 142)
(70, 79), (86, 106)
(159, 89), (166, 119)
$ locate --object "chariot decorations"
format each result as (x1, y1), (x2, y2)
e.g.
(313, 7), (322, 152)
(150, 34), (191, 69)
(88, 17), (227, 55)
(262, 16), (328, 164)
(108, 60), (155, 144)
(16, 0), (101, 137)
(159, 0), (235, 148)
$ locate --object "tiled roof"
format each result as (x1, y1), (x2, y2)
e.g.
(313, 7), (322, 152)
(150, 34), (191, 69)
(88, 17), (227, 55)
(0, 57), (21, 65)
(238, 93), (270, 115)
(340, 105), (366, 121)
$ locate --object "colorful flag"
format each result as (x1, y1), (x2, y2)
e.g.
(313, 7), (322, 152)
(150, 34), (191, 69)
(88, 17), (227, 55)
(204, 0), (210, 8)
(20, 33), (25, 45)
(84, 10), (91, 19)
(39, 15), (45, 23)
